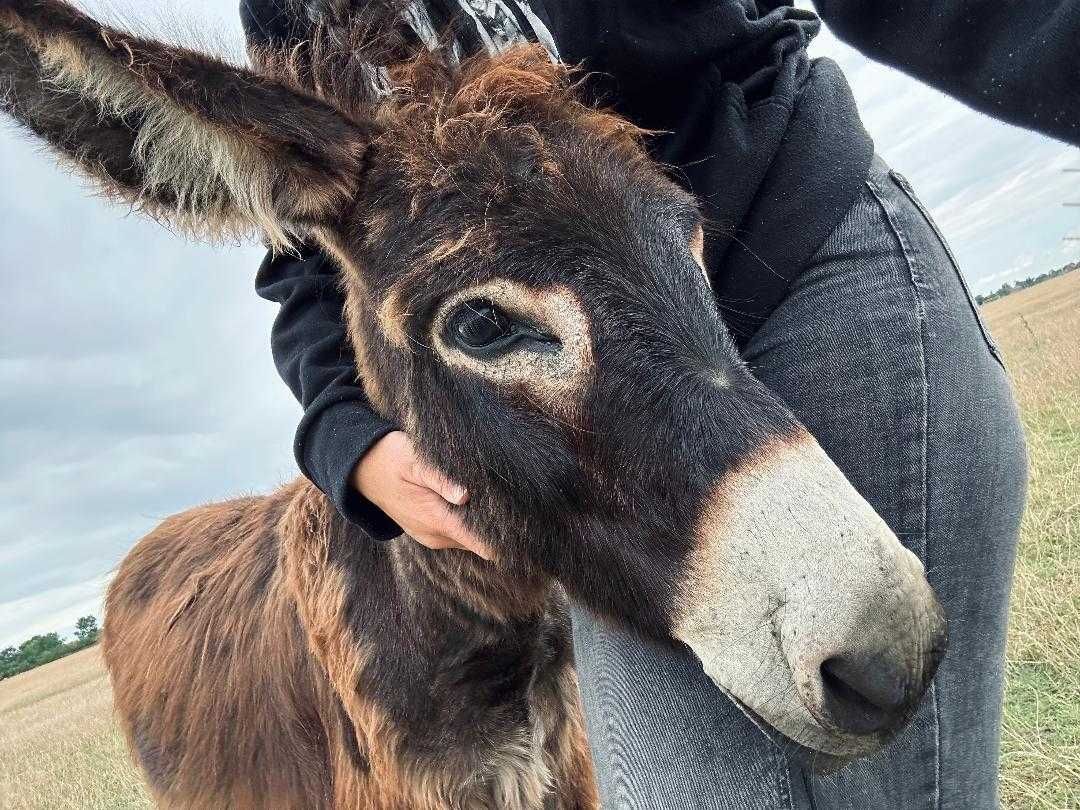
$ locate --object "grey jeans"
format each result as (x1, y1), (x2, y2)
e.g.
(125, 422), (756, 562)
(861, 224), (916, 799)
(572, 156), (1027, 809)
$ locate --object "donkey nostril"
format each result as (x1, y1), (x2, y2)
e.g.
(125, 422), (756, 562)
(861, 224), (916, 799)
(817, 654), (908, 735)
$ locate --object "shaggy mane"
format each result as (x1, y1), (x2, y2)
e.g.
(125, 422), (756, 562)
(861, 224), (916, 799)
(250, 3), (648, 182)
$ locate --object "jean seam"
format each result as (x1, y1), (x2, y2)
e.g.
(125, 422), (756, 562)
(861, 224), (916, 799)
(800, 767), (817, 810)
(887, 170), (1006, 371)
(726, 699), (796, 809)
(771, 748), (795, 810)
(864, 174), (942, 810)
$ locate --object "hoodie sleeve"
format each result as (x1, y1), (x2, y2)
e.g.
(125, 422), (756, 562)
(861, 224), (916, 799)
(256, 248), (403, 541)
(240, 0), (561, 542)
(814, 0), (1080, 146)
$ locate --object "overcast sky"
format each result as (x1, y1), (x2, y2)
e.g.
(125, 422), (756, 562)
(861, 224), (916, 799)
(1, 2), (1076, 649)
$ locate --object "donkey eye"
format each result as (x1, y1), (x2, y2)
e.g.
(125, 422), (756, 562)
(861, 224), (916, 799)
(452, 301), (512, 348)
(446, 300), (558, 358)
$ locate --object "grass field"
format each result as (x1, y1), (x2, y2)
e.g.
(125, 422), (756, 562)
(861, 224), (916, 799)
(0, 646), (150, 809)
(984, 271), (1080, 809)
(1, 273), (1077, 809)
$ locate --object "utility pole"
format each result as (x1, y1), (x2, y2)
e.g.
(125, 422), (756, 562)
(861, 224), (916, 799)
(1067, 168), (1080, 242)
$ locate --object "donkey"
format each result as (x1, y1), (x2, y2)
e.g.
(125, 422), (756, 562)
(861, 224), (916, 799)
(1, 1), (948, 807)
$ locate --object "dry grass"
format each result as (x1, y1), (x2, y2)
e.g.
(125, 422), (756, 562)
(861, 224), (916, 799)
(0, 275), (1077, 809)
(984, 271), (1080, 810)
(0, 646), (150, 809)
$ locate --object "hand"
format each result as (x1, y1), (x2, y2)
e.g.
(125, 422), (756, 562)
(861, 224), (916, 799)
(353, 431), (492, 559)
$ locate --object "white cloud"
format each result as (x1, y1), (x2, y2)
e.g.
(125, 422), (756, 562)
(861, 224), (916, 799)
(0, 573), (112, 649)
(0, 0), (299, 646)
(800, 1), (1078, 294)
(930, 149), (1079, 244)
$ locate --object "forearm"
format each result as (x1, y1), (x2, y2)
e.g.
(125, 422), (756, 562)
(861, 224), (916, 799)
(256, 246), (402, 539)
(815, 0), (1080, 145)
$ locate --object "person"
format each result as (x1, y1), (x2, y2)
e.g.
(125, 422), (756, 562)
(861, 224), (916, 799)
(241, 2), (1075, 807)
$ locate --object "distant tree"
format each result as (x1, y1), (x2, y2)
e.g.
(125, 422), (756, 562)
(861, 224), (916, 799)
(0, 616), (112, 679)
(19, 633), (64, 663)
(75, 615), (100, 646)
(977, 262), (1077, 306)
(0, 646), (20, 679)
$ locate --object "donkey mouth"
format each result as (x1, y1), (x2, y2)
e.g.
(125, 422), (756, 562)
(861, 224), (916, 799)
(720, 690), (858, 774)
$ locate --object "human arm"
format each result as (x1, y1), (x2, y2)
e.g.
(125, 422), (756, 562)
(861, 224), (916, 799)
(256, 248), (489, 556)
(814, 0), (1080, 145)
(255, 247), (401, 539)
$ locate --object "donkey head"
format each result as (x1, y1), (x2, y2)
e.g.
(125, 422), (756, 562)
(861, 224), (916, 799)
(1, 0), (945, 763)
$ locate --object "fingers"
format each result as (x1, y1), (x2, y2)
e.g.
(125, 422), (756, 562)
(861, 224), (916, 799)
(455, 535), (494, 561)
(411, 528), (493, 559)
(356, 432), (490, 559)
(416, 498), (494, 561)
(409, 460), (469, 506)
(403, 498), (492, 561)
(411, 531), (462, 552)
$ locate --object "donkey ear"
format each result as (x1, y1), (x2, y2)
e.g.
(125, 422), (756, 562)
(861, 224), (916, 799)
(0, 0), (373, 249)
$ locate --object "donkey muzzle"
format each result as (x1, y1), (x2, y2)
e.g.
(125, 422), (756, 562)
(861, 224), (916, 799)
(673, 431), (947, 759)
(793, 592), (947, 738)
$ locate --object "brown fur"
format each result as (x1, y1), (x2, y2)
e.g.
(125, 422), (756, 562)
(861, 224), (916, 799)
(105, 480), (598, 809)
(0, 0), (615, 804)
(1, 0), (370, 248)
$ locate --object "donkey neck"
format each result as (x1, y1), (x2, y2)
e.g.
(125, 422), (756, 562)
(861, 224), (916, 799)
(389, 536), (553, 626)
(345, 534), (573, 773)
